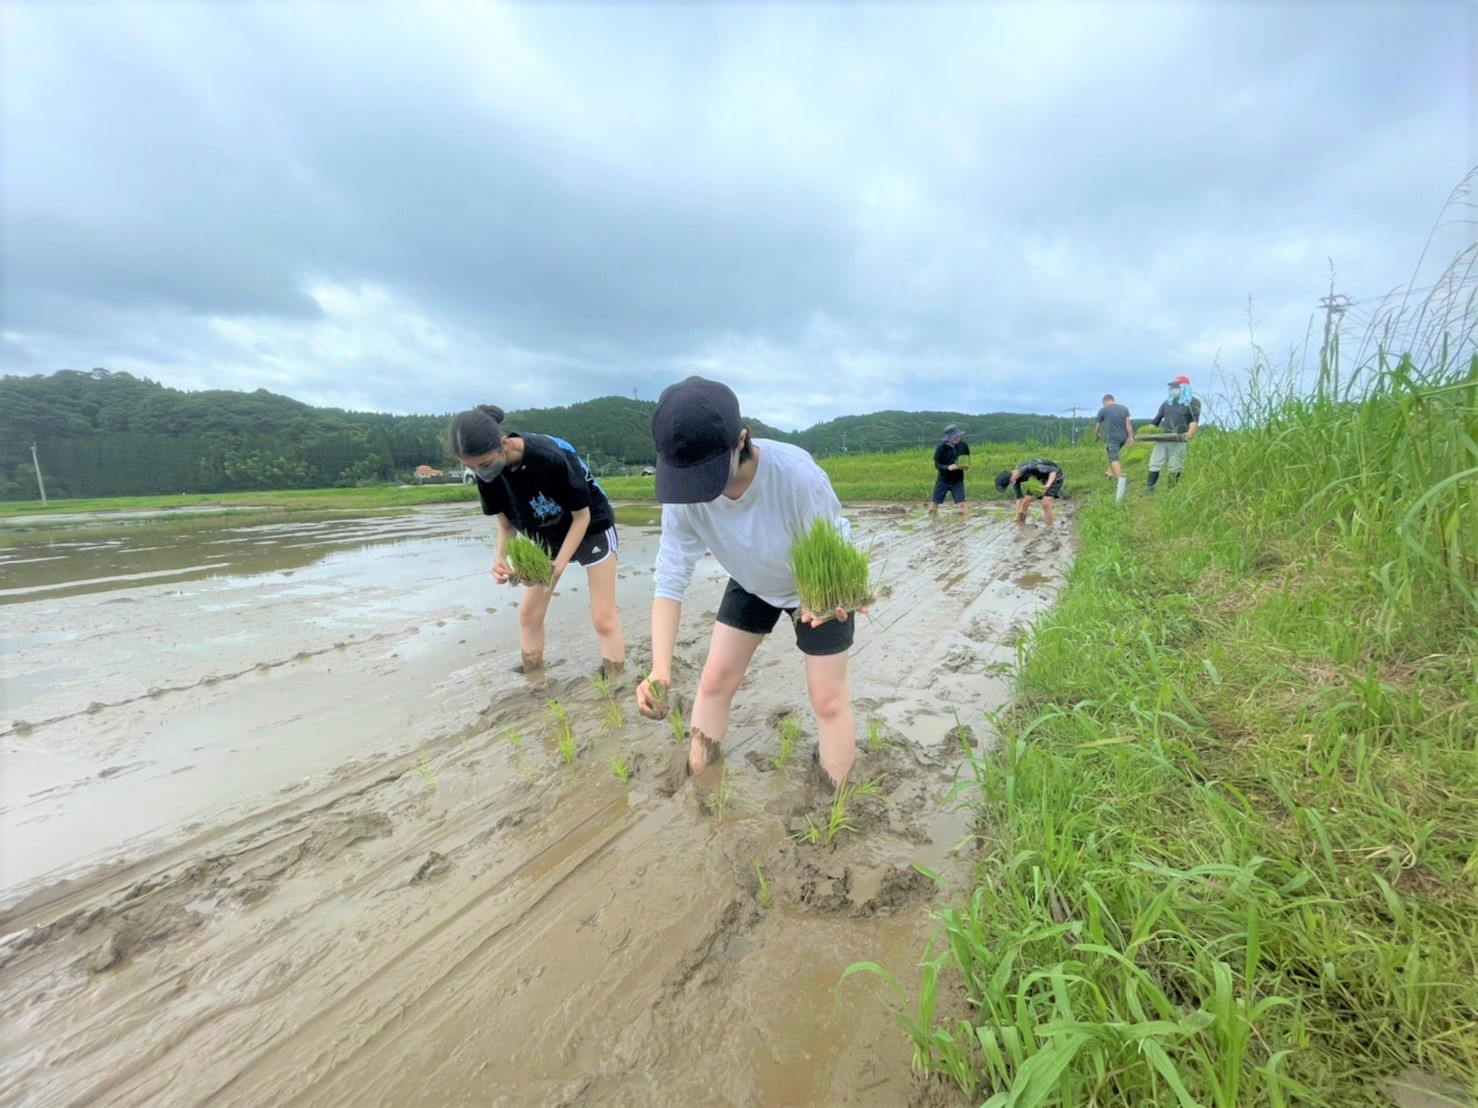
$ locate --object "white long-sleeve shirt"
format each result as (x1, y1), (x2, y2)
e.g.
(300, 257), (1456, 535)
(652, 439), (851, 609)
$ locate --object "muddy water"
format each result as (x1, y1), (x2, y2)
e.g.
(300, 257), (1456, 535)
(0, 504), (1073, 1107)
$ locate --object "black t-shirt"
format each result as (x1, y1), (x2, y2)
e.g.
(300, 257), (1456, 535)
(934, 441), (971, 484)
(1153, 397), (1202, 434)
(476, 433), (614, 551)
(1011, 459), (1062, 498)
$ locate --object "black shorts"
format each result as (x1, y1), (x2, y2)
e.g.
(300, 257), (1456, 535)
(931, 477), (966, 504)
(716, 578), (855, 657)
(573, 525), (619, 567)
(1016, 482), (1064, 501)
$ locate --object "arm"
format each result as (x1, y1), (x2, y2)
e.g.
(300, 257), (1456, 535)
(1041, 470), (1058, 493)
(491, 515), (515, 583)
(637, 597), (682, 718)
(1185, 399), (1201, 440)
(1151, 402), (1165, 428)
(639, 507), (705, 716)
(934, 444), (953, 474)
(1093, 421), (1101, 441)
(1124, 414), (1135, 443)
(547, 507), (590, 585)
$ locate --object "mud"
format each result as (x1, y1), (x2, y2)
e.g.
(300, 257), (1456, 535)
(0, 503), (1072, 1106)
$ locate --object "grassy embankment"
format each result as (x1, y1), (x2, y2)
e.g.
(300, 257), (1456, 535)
(851, 347), (1477, 1104)
(0, 439), (1118, 525)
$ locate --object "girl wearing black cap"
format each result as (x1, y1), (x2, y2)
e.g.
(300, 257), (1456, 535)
(449, 405), (625, 677)
(634, 377), (861, 791)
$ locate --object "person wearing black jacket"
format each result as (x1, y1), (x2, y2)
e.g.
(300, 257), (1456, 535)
(994, 459), (1064, 525)
(1147, 375), (1202, 491)
(450, 404), (626, 678)
(929, 424), (971, 519)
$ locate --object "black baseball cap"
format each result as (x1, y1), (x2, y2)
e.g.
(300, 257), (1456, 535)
(652, 376), (744, 503)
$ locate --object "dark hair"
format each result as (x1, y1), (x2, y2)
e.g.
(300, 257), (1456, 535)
(449, 405), (506, 457)
(994, 470), (1012, 491)
(1103, 394), (1115, 403)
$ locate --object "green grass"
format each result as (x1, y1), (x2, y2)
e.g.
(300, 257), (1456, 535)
(507, 533), (554, 586)
(852, 320), (1478, 1102)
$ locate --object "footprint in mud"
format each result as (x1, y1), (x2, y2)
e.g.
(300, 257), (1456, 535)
(410, 851), (453, 884)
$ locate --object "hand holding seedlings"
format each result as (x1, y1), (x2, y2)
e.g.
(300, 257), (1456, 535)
(791, 518), (874, 626)
(504, 534), (555, 588)
(636, 673), (671, 720)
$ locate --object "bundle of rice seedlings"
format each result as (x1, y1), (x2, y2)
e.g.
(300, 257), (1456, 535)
(506, 533), (554, 587)
(789, 517), (873, 623)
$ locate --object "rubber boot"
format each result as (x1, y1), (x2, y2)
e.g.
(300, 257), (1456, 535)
(1146, 470), (1160, 493)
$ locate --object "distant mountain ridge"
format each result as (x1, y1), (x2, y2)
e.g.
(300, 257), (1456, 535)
(0, 369), (1076, 499)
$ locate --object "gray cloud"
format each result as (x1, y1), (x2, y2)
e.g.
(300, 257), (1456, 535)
(2, 1), (1472, 429)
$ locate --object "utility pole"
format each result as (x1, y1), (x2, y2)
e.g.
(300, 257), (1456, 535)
(30, 443), (48, 505)
(1318, 285), (1352, 395)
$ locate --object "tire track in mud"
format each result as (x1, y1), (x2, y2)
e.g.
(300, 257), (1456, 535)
(0, 504), (1076, 1108)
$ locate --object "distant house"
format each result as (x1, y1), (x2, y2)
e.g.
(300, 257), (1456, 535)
(413, 465), (445, 481)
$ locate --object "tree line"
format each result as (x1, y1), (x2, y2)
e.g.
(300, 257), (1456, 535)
(0, 369), (1076, 500)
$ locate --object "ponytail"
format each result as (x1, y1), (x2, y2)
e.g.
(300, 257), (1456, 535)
(449, 405), (506, 457)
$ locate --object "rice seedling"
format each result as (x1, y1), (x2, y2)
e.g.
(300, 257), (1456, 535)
(514, 753), (537, 782)
(824, 782), (859, 844)
(712, 767), (731, 821)
(546, 698), (568, 726)
(556, 725), (577, 765)
(774, 714), (801, 770)
(791, 816), (823, 846)
(753, 860), (772, 908)
(789, 517), (874, 620)
(866, 717), (886, 754)
(668, 704), (686, 744)
(609, 755), (630, 782)
(505, 725), (524, 750)
(506, 532), (554, 587)
(415, 749), (435, 790)
(602, 699), (624, 731)
(591, 672), (611, 699)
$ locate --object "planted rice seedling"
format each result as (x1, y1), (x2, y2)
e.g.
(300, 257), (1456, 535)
(668, 705), (686, 745)
(506, 533), (554, 587)
(415, 749), (435, 790)
(753, 860), (772, 908)
(505, 726), (524, 750)
(867, 717), (886, 754)
(546, 698), (568, 725)
(602, 699), (624, 731)
(774, 714), (801, 770)
(824, 782), (859, 844)
(712, 767), (731, 821)
(556, 725), (577, 765)
(790, 517), (874, 620)
(609, 755), (630, 782)
(591, 673), (611, 699)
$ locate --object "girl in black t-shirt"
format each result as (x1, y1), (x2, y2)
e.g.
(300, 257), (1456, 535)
(450, 405), (625, 677)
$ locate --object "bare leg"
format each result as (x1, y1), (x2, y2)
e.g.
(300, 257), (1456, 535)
(1043, 496), (1056, 526)
(804, 651), (856, 787)
(1014, 498), (1029, 523)
(518, 584), (552, 668)
(585, 556), (625, 669)
(688, 623), (765, 773)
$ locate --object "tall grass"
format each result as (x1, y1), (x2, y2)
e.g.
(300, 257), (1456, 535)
(855, 247), (1478, 1104)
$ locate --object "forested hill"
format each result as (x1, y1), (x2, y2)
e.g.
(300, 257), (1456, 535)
(1, 369), (1075, 500)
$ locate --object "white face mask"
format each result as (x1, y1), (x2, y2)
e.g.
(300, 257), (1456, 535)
(470, 454), (506, 481)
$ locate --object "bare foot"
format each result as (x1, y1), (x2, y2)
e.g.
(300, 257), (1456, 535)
(688, 726), (723, 776)
(512, 651), (544, 675)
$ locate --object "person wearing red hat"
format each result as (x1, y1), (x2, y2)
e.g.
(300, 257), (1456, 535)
(1147, 375), (1202, 490)
(635, 377), (863, 793)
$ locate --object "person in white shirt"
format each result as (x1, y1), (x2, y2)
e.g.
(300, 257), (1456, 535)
(635, 377), (861, 791)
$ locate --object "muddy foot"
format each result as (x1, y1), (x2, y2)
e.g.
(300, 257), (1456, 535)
(512, 651), (545, 676)
(809, 746), (840, 795)
(657, 727), (723, 797)
(598, 658), (628, 687)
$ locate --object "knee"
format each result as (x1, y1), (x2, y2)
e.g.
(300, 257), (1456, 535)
(697, 661), (742, 702)
(519, 603), (542, 632)
(808, 681), (848, 722)
(590, 605), (620, 638)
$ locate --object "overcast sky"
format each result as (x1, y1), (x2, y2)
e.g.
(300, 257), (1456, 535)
(2, 2), (1473, 430)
